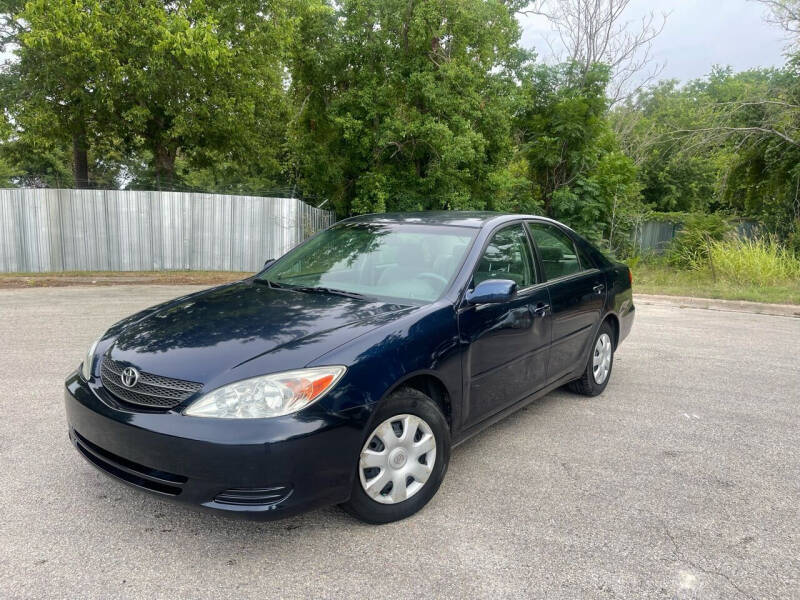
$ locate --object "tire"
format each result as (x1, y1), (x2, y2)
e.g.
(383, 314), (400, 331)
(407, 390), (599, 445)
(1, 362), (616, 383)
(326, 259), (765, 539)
(568, 320), (615, 397)
(341, 387), (450, 524)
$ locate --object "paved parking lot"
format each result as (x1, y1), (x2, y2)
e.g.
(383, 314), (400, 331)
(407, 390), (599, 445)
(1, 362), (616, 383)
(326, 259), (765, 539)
(1, 285), (798, 599)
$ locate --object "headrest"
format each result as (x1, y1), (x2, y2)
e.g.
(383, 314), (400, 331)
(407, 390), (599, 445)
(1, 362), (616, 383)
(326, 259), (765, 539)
(539, 245), (563, 261)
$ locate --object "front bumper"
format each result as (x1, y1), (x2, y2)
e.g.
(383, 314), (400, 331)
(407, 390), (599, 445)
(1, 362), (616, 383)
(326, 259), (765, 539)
(64, 372), (365, 519)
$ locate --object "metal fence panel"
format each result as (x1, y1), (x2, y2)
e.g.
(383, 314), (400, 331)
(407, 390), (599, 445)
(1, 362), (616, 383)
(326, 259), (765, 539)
(0, 188), (334, 273)
(635, 221), (680, 254)
(634, 218), (763, 254)
(0, 190), (20, 271)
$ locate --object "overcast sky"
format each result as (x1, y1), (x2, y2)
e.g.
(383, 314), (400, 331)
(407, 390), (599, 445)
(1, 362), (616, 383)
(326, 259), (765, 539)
(518, 0), (789, 84)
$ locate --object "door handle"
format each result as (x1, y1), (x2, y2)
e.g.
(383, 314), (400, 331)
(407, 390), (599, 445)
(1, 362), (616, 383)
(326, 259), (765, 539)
(530, 302), (550, 317)
(593, 283), (605, 295)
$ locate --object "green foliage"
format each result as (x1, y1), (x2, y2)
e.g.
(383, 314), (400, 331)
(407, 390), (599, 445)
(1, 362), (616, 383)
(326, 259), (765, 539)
(485, 157), (542, 215)
(666, 213), (732, 268)
(2, 0), (122, 185)
(2, 0), (298, 189)
(0, 111), (19, 186)
(640, 211), (697, 224)
(787, 229), (800, 256)
(114, 0), (298, 188)
(618, 65), (800, 244)
(707, 237), (800, 286)
(515, 62), (642, 244)
(286, 0), (528, 215)
(711, 64), (800, 240)
(617, 73), (737, 213)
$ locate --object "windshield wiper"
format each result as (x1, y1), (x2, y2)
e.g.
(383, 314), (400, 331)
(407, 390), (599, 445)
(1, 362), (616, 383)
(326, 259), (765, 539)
(292, 286), (369, 300)
(254, 278), (291, 289)
(255, 279), (368, 300)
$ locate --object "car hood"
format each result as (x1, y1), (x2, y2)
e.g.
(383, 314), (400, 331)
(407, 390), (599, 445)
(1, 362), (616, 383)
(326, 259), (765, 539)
(108, 281), (414, 384)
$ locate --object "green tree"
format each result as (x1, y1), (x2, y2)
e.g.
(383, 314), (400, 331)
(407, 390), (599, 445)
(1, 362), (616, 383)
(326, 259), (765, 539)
(615, 79), (718, 212)
(287, 0), (527, 216)
(516, 62), (641, 243)
(617, 65), (800, 240)
(115, 1), (296, 188)
(1, 0), (297, 189)
(2, 0), (120, 186)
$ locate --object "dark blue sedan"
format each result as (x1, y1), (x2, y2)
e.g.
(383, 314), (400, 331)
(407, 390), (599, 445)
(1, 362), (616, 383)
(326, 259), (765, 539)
(65, 212), (635, 523)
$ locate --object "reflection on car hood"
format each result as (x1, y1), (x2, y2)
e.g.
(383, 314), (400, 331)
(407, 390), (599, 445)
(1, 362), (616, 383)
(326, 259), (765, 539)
(108, 281), (412, 383)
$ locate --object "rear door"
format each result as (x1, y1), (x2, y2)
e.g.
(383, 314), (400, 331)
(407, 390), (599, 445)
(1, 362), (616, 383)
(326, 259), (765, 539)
(526, 221), (605, 383)
(458, 223), (552, 429)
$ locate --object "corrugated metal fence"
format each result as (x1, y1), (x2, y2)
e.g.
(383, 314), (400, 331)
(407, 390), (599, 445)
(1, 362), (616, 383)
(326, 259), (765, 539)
(633, 218), (762, 254)
(633, 221), (681, 254)
(0, 188), (335, 273)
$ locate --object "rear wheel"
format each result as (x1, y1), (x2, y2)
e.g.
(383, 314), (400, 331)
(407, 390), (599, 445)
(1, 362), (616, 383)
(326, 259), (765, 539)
(341, 387), (450, 524)
(568, 321), (615, 396)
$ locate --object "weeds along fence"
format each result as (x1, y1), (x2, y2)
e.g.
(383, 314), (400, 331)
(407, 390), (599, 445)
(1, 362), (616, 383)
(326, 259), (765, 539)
(0, 188), (335, 273)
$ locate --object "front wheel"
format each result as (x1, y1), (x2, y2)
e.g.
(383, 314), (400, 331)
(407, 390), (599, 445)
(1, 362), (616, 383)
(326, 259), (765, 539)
(341, 388), (450, 524)
(568, 321), (615, 396)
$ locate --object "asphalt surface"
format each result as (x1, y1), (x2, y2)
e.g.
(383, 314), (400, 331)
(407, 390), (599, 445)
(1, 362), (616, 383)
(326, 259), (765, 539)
(1, 285), (798, 599)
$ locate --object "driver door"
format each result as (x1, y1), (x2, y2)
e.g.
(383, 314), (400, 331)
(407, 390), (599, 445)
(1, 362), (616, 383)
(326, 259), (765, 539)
(458, 223), (552, 429)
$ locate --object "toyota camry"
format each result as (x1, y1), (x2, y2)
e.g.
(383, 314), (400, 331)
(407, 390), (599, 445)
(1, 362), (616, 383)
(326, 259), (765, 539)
(65, 212), (635, 523)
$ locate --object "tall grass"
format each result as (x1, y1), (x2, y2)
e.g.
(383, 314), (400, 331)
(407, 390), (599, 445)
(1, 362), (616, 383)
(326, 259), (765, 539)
(705, 238), (800, 286)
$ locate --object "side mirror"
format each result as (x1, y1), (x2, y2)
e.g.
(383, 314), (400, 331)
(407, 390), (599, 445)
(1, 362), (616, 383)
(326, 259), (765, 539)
(465, 279), (517, 305)
(263, 259), (275, 270)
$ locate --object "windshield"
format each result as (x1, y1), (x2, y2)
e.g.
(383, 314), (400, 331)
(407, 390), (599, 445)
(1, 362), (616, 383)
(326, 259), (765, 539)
(259, 222), (477, 303)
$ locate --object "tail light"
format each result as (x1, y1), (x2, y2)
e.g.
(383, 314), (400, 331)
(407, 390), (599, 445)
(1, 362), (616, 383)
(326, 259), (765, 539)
(628, 268), (633, 285)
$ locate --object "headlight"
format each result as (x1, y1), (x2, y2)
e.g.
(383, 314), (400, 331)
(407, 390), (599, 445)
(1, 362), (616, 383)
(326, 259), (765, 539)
(81, 338), (100, 381)
(183, 366), (347, 419)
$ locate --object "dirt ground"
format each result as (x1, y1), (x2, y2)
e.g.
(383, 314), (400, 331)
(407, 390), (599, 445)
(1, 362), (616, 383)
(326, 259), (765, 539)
(0, 271), (250, 289)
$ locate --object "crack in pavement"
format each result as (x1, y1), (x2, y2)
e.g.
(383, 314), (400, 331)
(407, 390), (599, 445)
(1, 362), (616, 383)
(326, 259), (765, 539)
(657, 517), (757, 600)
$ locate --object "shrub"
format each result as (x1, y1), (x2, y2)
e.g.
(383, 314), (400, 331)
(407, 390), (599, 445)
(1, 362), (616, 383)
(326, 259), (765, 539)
(666, 214), (732, 268)
(707, 237), (800, 286)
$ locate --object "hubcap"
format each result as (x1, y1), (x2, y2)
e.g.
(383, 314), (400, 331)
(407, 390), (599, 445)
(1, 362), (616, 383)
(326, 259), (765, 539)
(358, 414), (436, 505)
(593, 333), (613, 385)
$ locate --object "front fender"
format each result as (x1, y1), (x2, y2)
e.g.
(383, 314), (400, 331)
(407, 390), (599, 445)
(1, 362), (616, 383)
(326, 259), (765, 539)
(311, 303), (463, 419)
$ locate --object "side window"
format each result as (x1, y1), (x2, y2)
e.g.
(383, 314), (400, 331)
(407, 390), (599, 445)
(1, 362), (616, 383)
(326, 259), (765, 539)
(527, 223), (582, 281)
(473, 224), (536, 288)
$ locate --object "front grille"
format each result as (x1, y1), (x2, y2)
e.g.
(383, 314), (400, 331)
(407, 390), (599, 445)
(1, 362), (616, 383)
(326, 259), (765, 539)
(71, 430), (187, 496)
(100, 357), (202, 410)
(214, 485), (293, 506)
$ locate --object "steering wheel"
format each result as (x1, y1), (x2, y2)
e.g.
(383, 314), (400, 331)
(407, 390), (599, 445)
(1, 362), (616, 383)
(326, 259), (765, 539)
(416, 272), (449, 287)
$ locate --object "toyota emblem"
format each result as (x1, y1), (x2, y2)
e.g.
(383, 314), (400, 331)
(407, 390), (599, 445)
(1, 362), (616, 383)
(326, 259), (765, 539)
(121, 366), (140, 388)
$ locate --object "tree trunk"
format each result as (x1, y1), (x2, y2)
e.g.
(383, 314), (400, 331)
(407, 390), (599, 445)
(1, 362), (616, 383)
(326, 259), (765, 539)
(72, 131), (89, 188)
(153, 143), (177, 190)
(146, 113), (177, 190)
(543, 193), (552, 218)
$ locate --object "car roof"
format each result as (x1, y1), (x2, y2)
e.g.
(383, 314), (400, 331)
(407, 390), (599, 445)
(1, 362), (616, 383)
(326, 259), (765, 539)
(337, 211), (550, 229)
